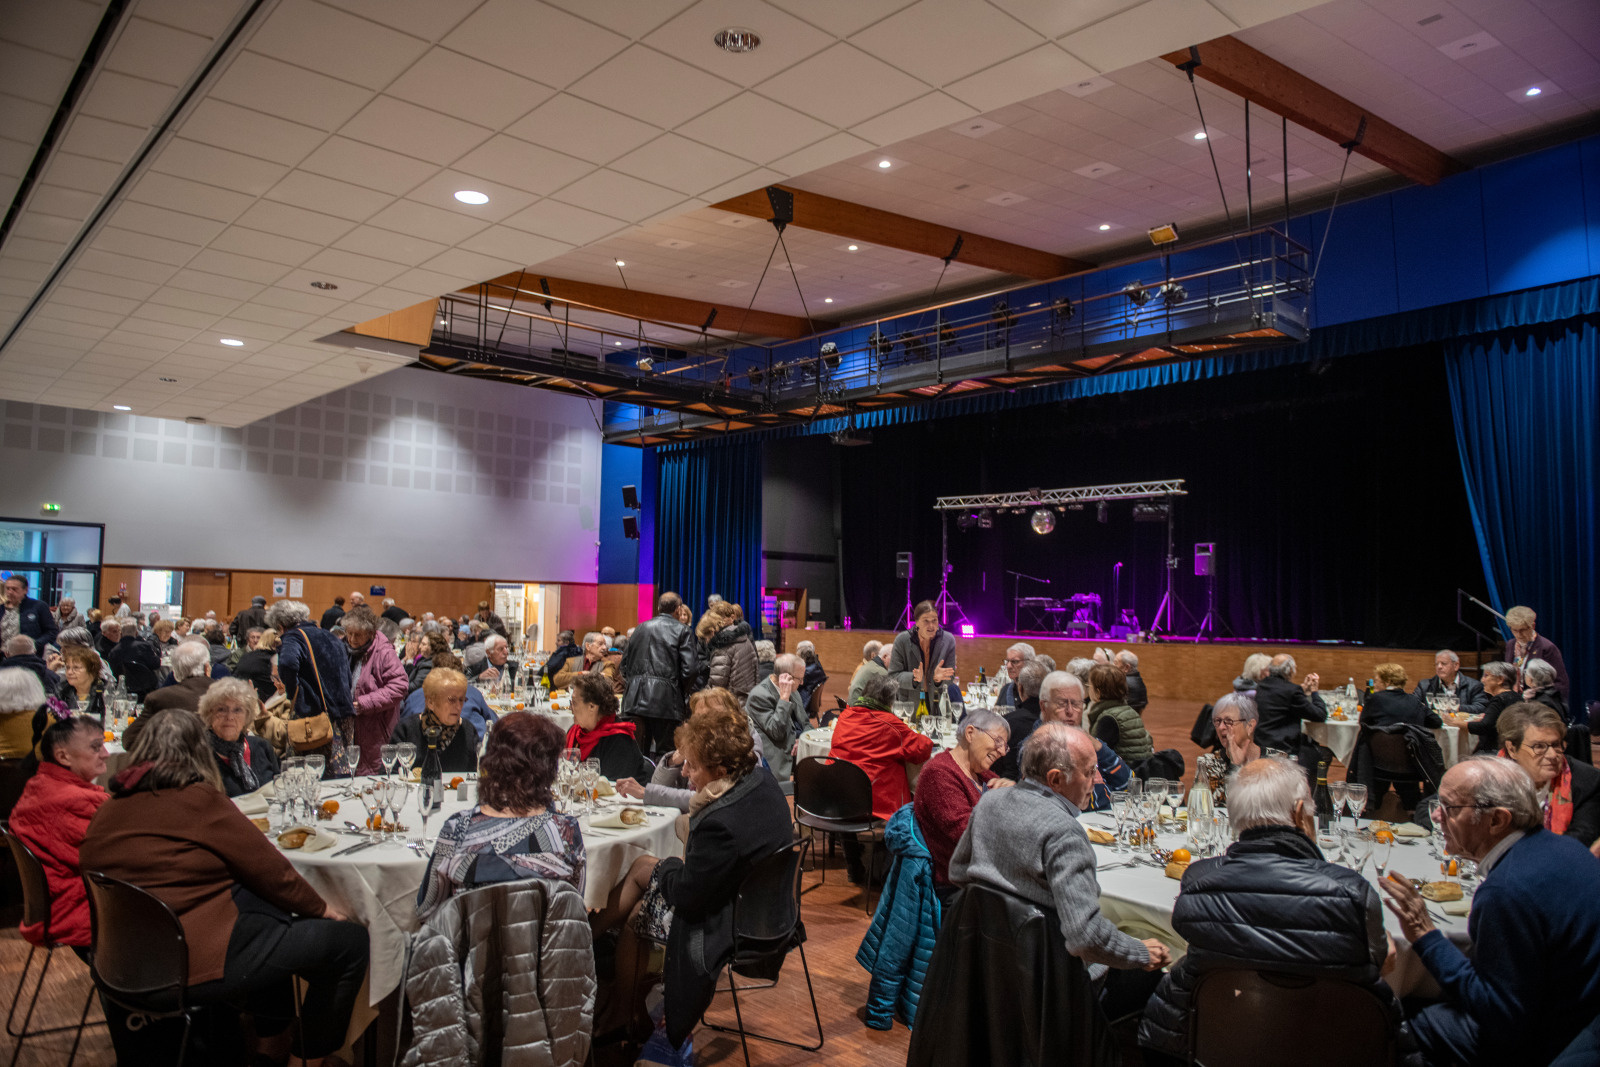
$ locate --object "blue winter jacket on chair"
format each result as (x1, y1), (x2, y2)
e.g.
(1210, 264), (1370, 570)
(856, 803), (941, 1030)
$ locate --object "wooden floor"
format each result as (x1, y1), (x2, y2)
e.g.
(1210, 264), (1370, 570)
(0, 696), (1360, 1067)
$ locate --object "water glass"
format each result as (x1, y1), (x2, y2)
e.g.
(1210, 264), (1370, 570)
(305, 753), (326, 781)
(345, 745), (360, 778)
(397, 742), (417, 778)
(1345, 782), (1368, 821)
(417, 781), (437, 847)
(1343, 828), (1374, 871)
(269, 773), (289, 830)
(1145, 779), (1168, 827)
(1330, 780), (1349, 830)
(1316, 826), (1342, 862)
(1110, 792), (1132, 854)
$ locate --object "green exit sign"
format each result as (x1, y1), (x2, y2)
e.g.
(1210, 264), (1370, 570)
(41, 503), (60, 513)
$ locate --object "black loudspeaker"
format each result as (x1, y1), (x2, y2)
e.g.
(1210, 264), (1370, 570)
(1195, 542), (1215, 577)
(623, 516), (640, 540)
(622, 484), (640, 510)
(896, 552), (913, 581)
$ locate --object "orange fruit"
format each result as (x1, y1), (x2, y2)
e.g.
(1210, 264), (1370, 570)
(449, 776), (464, 789)
(1446, 858), (1459, 876)
(367, 814), (380, 830)
(1375, 830), (1395, 844)
(1171, 848), (1192, 864)
(320, 800), (339, 815)
(104, 730), (116, 742)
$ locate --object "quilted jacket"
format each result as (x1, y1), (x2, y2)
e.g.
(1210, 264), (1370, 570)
(401, 878), (596, 1067)
(856, 804), (940, 1030)
(350, 630), (408, 775)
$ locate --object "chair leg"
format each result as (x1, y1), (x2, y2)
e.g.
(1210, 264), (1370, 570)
(704, 945), (827, 1053)
(65, 980), (95, 1067)
(174, 1011), (193, 1067)
(861, 838), (875, 917)
(5, 944), (36, 1040)
(9, 946), (52, 1067)
(726, 964), (753, 1067)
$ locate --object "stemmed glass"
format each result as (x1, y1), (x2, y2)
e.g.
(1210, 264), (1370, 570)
(417, 779), (438, 849)
(1330, 780), (1349, 832)
(1141, 792), (1162, 853)
(356, 786), (381, 839)
(1345, 782), (1368, 824)
(345, 745), (360, 781)
(381, 744), (399, 779)
(581, 759), (602, 814)
(1165, 779), (1184, 827)
(1145, 779), (1168, 829)
(1373, 831), (1394, 877)
(269, 773), (289, 831)
(1424, 797), (1446, 858)
(299, 770), (320, 825)
(1343, 828), (1374, 871)
(1110, 792), (1132, 854)
(397, 742), (417, 780)
(305, 753), (325, 782)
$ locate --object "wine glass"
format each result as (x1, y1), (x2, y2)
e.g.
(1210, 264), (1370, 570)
(356, 786), (380, 837)
(1423, 797), (1445, 858)
(345, 744), (361, 780)
(305, 753), (326, 781)
(1345, 782), (1368, 823)
(381, 744), (399, 778)
(1127, 778), (1144, 801)
(1145, 779), (1167, 828)
(1110, 792), (1131, 854)
(1330, 780), (1349, 831)
(269, 773), (289, 831)
(417, 779), (437, 848)
(397, 742), (417, 779)
(582, 758), (602, 812)
(1165, 778), (1184, 826)
(1373, 832), (1394, 877)
(1343, 828), (1374, 871)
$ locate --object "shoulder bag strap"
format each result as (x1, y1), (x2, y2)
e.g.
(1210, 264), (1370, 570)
(297, 628), (330, 715)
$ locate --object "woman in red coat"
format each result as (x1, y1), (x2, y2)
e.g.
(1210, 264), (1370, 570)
(827, 673), (935, 883)
(10, 712), (108, 953)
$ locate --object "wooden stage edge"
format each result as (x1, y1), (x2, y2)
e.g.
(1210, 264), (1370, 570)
(803, 630), (1445, 707)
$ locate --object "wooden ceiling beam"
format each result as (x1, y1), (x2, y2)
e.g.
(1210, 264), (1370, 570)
(709, 186), (1092, 279)
(468, 273), (826, 340)
(1162, 36), (1464, 186)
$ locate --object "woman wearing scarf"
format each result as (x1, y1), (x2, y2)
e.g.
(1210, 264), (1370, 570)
(55, 645), (108, 724)
(565, 672), (651, 783)
(198, 678), (279, 797)
(1497, 702), (1600, 847)
(389, 667), (478, 773)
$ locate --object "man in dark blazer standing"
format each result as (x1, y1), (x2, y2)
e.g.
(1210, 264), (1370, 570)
(1252, 653), (1326, 755)
(1, 575), (58, 647)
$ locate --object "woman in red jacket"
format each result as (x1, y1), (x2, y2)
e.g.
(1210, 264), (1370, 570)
(9, 712), (109, 955)
(827, 673), (936, 884)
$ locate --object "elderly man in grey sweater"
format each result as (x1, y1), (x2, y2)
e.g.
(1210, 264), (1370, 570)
(745, 652), (810, 780)
(951, 722), (1170, 973)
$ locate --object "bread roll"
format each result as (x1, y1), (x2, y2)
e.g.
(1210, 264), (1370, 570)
(621, 807), (646, 826)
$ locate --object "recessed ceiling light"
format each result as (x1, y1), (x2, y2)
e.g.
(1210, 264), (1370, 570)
(1098, 223), (1112, 231)
(113, 404), (131, 411)
(615, 259), (626, 267)
(823, 297), (834, 303)
(158, 377), (178, 383)
(847, 244), (859, 252)
(454, 190), (489, 205)
(713, 27), (760, 53)
(1193, 131), (1208, 140)
(877, 159), (892, 169)
(1524, 86), (1542, 97)
(220, 338), (244, 346)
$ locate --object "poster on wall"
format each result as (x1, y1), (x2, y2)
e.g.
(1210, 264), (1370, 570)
(272, 577), (287, 597)
(289, 578), (303, 597)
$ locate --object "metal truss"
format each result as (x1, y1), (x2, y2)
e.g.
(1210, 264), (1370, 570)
(934, 480), (1187, 510)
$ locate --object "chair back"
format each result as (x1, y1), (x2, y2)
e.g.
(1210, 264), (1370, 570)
(122, 662), (159, 696)
(1567, 724), (1592, 765)
(793, 757), (873, 823)
(1367, 732), (1417, 776)
(0, 823), (54, 935)
(82, 871), (189, 1014)
(732, 840), (805, 946)
(1190, 967), (1395, 1066)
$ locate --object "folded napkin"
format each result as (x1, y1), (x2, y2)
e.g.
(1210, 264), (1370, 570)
(233, 790), (269, 817)
(299, 829), (339, 852)
(1394, 823), (1429, 838)
(588, 807), (649, 830)
(596, 778), (616, 798)
(1442, 900), (1470, 917)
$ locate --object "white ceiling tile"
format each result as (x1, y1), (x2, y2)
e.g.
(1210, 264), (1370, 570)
(944, 44), (1098, 112)
(610, 134), (754, 196)
(75, 248), (178, 284)
(768, 130), (876, 176)
(299, 248), (409, 285)
(177, 98), (327, 167)
(0, 92), (53, 151)
(418, 247), (527, 282)
(454, 227), (574, 268)
(386, 266), (482, 298)
(441, 0), (631, 89)
(251, 286), (346, 315)
(643, 0), (837, 88)
(49, 287), (143, 317)
(206, 226), (322, 266)
(298, 136), (439, 196)
(165, 269), (266, 301)
(150, 138), (289, 196)
(763, 0), (918, 37)
(1060, 0), (1238, 73)
(540, 0), (698, 37)
(117, 317), (198, 341)
(331, 225), (449, 264)
(125, 171), (254, 222)
(130, 302), (218, 329)
(504, 94), (661, 166)
(107, 201), (229, 246)
(852, 0), (1046, 85)
(103, 17), (214, 87)
(60, 269), (159, 301)
(0, 41), (77, 106)
(4, 235), (66, 264)
(11, 213), (82, 243)
(697, 167), (784, 203)
(850, 91), (978, 145)
(232, 200), (359, 245)
(501, 199), (630, 245)
(0, 0), (105, 57)
(677, 94), (836, 164)
(568, 45), (742, 129)
(366, 199), (492, 245)
(92, 226), (202, 267)
(402, 169), (540, 223)
(318, 0), (488, 42)
(185, 248), (293, 284)
(385, 48), (555, 129)
(271, 268), (378, 303)
(228, 303), (322, 330)
(339, 96), (493, 165)
(450, 135), (594, 196)
(207, 318), (296, 343)
(146, 287), (243, 315)
(549, 169), (686, 222)
(758, 44), (929, 128)
(988, 0), (1141, 39)
(209, 51), (374, 132)
(38, 151), (122, 194)
(263, 170), (391, 221)
(246, 0), (430, 91)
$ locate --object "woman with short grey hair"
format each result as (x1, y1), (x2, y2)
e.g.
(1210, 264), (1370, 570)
(1469, 661), (1521, 742)
(1522, 658), (1568, 720)
(0, 667), (45, 760)
(912, 705), (1014, 904)
(264, 599), (313, 631)
(1213, 691), (1262, 769)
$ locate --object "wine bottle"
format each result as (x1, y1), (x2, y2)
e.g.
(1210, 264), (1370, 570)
(1313, 759), (1335, 834)
(977, 665), (987, 685)
(419, 731), (444, 813)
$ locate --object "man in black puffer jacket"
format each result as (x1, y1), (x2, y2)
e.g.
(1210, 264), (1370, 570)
(1139, 757), (1416, 1064)
(619, 591), (697, 758)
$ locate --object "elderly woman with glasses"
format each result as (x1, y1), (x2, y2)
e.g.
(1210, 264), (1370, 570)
(1211, 691), (1263, 770)
(1496, 703), (1600, 848)
(199, 677), (280, 797)
(912, 707), (1013, 905)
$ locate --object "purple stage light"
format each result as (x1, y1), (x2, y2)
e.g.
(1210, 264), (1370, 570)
(960, 624), (976, 637)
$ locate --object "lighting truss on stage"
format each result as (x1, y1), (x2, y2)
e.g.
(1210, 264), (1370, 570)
(934, 480), (1187, 511)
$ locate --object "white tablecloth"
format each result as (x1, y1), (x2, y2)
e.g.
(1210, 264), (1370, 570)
(495, 702), (573, 733)
(1303, 719), (1466, 768)
(255, 779), (682, 1015)
(1080, 811), (1466, 997)
(797, 725), (956, 789)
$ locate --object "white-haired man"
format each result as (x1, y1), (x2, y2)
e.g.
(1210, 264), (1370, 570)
(1412, 649), (1486, 716)
(1252, 653), (1325, 755)
(1114, 650), (1148, 713)
(1381, 756), (1600, 1065)
(1140, 757), (1399, 1061)
(996, 642), (1035, 707)
(1043, 669), (1130, 810)
(467, 632), (517, 685)
(745, 651), (809, 780)
(847, 639), (890, 706)
(953, 722), (1170, 978)
(125, 639), (216, 748)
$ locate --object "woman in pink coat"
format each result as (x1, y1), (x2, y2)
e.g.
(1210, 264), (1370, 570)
(341, 608), (408, 775)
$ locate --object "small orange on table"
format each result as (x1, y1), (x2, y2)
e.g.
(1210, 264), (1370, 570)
(104, 730), (116, 742)
(1375, 829), (1395, 844)
(449, 776), (464, 789)
(1171, 848), (1191, 864)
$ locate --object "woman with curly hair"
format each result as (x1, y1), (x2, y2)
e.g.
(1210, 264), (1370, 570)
(55, 644), (108, 723)
(591, 698), (791, 1048)
(565, 672), (651, 783)
(416, 713), (585, 919)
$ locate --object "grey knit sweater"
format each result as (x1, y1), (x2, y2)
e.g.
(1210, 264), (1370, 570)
(950, 778), (1151, 969)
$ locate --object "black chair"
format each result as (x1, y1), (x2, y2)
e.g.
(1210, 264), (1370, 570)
(121, 662), (160, 700)
(702, 839), (823, 1067)
(1188, 967), (1398, 1066)
(1368, 731), (1425, 811)
(1567, 724), (1592, 765)
(1, 825), (100, 1067)
(82, 871), (199, 1067)
(792, 756), (883, 915)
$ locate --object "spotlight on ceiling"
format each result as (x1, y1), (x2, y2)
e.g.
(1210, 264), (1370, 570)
(821, 341), (840, 369)
(636, 357), (654, 372)
(1193, 131), (1208, 140)
(956, 511), (978, 532)
(978, 509), (994, 530)
(219, 338), (244, 346)
(868, 329), (892, 358)
(614, 259), (626, 267)
(1097, 500), (1109, 524)
(1524, 86), (1542, 97)
(113, 404), (131, 411)
(1148, 222), (1180, 245)
(877, 159), (892, 169)
(1159, 282), (1188, 308)
(1123, 281), (1151, 307)
(1030, 508), (1056, 535)
(714, 27), (760, 52)
(1133, 502), (1171, 523)
(454, 190), (489, 205)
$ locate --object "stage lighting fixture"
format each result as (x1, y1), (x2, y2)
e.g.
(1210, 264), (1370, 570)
(1123, 281), (1151, 307)
(1159, 282), (1187, 308)
(869, 329), (892, 358)
(1052, 296), (1075, 326)
(821, 341), (840, 369)
(1030, 508), (1056, 534)
(978, 509), (994, 530)
(956, 512), (978, 531)
(636, 357), (654, 371)
(1133, 502), (1171, 522)
(959, 624), (976, 637)
(1097, 501), (1108, 524)
(1148, 223), (1180, 245)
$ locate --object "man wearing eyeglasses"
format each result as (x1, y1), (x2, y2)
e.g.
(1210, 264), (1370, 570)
(995, 642), (1035, 707)
(991, 660), (1047, 780)
(1381, 756), (1600, 1066)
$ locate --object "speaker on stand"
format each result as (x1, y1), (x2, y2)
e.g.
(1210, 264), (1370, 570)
(894, 552), (915, 630)
(1194, 542), (1232, 641)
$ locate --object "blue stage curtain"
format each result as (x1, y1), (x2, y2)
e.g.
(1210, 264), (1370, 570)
(1445, 316), (1598, 712)
(654, 440), (763, 638)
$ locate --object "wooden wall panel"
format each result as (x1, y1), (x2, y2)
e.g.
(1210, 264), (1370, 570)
(226, 571), (494, 623)
(98, 566), (141, 611)
(803, 630), (1439, 708)
(182, 569), (232, 622)
(596, 584), (644, 632)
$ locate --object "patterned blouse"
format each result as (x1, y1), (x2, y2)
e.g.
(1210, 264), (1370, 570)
(416, 806), (586, 920)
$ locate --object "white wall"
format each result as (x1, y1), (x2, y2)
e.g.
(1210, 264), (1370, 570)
(0, 366), (602, 581)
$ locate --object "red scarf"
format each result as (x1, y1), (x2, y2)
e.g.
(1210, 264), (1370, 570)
(564, 715), (637, 761)
(1546, 756), (1575, 835)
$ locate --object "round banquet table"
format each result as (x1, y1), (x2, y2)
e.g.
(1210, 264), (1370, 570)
(1302, 719), (1471, 768)
(1078, 809), (1467, 998)
(239, 778), (683, 1031)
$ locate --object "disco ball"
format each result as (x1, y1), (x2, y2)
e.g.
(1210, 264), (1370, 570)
(1030, 508), (1056, 535)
